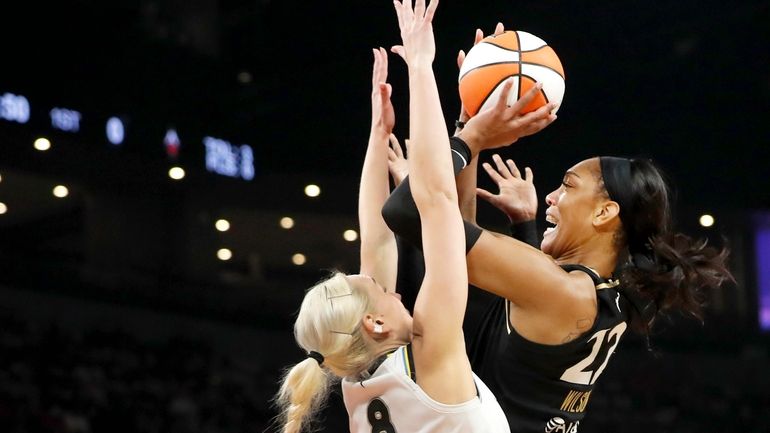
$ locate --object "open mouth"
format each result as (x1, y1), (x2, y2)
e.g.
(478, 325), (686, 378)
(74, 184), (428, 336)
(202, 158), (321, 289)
(544, 214), (558, 236)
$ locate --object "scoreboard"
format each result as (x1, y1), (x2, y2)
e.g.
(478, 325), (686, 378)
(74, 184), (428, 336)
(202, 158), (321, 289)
(1, 90), (255, 182)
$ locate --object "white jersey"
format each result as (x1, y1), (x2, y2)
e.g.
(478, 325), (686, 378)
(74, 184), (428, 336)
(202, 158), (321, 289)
(342, 345), (511, 433)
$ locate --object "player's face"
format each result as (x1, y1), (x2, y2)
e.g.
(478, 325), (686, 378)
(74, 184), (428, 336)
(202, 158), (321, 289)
(347, 274), (413, 342)
(541, 158), (606, 259)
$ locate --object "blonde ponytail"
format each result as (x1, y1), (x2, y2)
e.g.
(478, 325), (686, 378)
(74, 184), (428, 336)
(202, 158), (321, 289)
(275, 272), (379, 432)
(276, 357), (330, 433)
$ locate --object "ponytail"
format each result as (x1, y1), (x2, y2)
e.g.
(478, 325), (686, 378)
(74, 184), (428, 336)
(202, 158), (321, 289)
(598, 156), (734, 335)
(619, 232), (732, 334)
(276, 357), (330, 433)
(274, 272), (379, 432)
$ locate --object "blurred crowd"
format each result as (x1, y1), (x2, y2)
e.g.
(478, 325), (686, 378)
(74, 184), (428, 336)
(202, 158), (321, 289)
(0, 307), (767, 433)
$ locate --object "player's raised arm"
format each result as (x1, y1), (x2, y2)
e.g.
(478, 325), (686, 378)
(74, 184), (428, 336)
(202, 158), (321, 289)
(391, 0), (476, 403)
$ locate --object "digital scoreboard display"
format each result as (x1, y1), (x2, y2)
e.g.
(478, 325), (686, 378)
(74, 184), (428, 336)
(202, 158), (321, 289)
(1, 90), (255, 182)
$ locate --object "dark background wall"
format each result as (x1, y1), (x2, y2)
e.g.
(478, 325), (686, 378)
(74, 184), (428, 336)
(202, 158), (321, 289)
(0, 1), (769, 432)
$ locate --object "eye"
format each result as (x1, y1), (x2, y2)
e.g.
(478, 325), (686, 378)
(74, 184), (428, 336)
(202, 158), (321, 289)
(561, 180), (572, 188)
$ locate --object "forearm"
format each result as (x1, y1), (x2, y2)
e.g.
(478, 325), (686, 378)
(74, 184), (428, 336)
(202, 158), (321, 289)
(359, 128), (397, 289)
(407, 65), (455, 206)
(457, 155), (479, 224)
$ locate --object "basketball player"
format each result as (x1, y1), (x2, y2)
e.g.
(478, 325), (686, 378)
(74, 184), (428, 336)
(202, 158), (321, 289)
(275, 1), (514, 432)
(381, 61), (733, 433)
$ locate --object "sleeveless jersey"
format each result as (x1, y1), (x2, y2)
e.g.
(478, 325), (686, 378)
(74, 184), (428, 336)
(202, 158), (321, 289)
(468, 264), (628, 433)
(342, 344), (511, 433)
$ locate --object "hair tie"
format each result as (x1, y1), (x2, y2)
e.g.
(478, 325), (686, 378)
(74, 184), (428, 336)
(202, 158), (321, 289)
(307, 351), (324, 366)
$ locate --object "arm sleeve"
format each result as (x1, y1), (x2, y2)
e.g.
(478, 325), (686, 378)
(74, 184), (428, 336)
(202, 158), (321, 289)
(381, 137), (482, 253)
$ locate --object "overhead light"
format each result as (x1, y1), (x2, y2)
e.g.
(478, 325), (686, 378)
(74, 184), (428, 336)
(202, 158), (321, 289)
(53, 185), (69, 198)
(168, 166), (185, 180)
(292, 253), (306, 266)
(304, 184), (321, 197)
(237, 71), (253, 84)
(217, 248), (233, 261)
(34, 137), (51, 151)
(343, 229), (358, 242)
(699, 214), (715, 228)
(0, 202), (6, 214)
(280, 217), (295, 229)
(215, 219), (230, 232)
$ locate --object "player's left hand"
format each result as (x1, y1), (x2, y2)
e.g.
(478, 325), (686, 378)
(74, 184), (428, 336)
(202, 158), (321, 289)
(476, 154), (538, 222)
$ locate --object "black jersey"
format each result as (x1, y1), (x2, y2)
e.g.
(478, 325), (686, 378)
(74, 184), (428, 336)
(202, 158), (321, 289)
(468, 264), (629, 433)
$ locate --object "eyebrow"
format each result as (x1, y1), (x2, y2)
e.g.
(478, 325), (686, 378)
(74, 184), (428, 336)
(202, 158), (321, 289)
(564, 170), (581, 179)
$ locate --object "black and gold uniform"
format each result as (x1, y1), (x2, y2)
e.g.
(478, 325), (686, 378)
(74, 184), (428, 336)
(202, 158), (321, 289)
(468, 264), (628, 433)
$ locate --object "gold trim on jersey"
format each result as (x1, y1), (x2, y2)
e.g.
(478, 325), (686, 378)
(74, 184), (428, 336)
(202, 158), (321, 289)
(595, 279), (620, 290)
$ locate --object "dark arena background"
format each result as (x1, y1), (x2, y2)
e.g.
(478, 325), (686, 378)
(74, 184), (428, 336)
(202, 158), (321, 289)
(1, 1), (769, 432)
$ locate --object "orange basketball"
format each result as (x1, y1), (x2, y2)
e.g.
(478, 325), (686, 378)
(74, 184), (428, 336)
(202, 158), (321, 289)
(458, 30), (565, 117)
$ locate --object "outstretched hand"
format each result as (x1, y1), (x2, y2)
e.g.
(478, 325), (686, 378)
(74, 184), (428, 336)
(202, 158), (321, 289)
(391, 0), (439, 66)
(460, 81), (558, 152)
(387, 135), (408, 186)
(477, 154), (538, 222)
(371, 47), (395, 136)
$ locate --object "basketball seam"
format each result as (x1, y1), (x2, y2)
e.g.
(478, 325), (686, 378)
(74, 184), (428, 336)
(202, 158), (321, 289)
(520, 44), (548, 52)
(480, 41), (519, 53)
(520, 61), (565, 79)
(515, 31), (522, 100)
(458, 61), (518, 82)
(476, 75), (517, 113)
(521, 73), (551, 104)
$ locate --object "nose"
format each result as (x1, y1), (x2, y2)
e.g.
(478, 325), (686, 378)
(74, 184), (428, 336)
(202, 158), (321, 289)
(545, 188), (558, 206)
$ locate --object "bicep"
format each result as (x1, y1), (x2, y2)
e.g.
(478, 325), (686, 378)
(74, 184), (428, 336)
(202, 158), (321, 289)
(467, 230), (572, 309)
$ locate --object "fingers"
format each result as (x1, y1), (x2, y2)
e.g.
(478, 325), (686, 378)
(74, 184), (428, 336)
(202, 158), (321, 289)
(495, 78), (515, 111)
(414, 0), (425, 19)
(389, 134), (404, 157)
(476, 187), (495, 203)
(494, 22), (504, 35)
(391, 45), (406, 61)
(524, 167), (534, 183)
(380, 47), (388, 80)
(508, 82), (543, 113)
(457, 49), (465, 69)
(482, 161), (505, 184)
(393, 1), (405, 31)
(473, 28), (484, 45)
(505, 158), (521, 178)
(424, 0), (438, 23)
(492, 154), (513, 179)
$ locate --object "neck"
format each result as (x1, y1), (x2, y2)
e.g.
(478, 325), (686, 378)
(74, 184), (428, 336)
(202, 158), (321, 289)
(555, 236), (619, 278)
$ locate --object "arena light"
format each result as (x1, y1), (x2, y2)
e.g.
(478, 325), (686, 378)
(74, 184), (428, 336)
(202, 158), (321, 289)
(237, 71), (253, 84)
(292, 253), (306, 266)
(217, 248), (233, 261)
(34, 137), (51, 151)
(343, 229), (358, 242)
(0, 173), (3, 183)
(215, 219), (230, 232)
(0, 202), (6, 214)
(168, 166), (185, 180)
(304, 184), (321, 197)
(106, 117), (125, 145)
(699, 214), (715, 228)
(52, 185), (69, 198)
(280, 217), (295, 229)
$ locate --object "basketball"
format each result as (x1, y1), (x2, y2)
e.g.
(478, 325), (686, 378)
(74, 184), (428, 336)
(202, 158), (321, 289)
(458, 30), (565, 117)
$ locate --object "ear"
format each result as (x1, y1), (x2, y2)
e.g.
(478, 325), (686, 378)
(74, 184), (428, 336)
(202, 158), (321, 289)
(593, 200), (620, 229)
(362, 314), (388, 341)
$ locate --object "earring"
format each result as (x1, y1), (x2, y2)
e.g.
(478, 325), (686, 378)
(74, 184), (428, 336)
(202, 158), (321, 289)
(374, 323), (383, 334)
